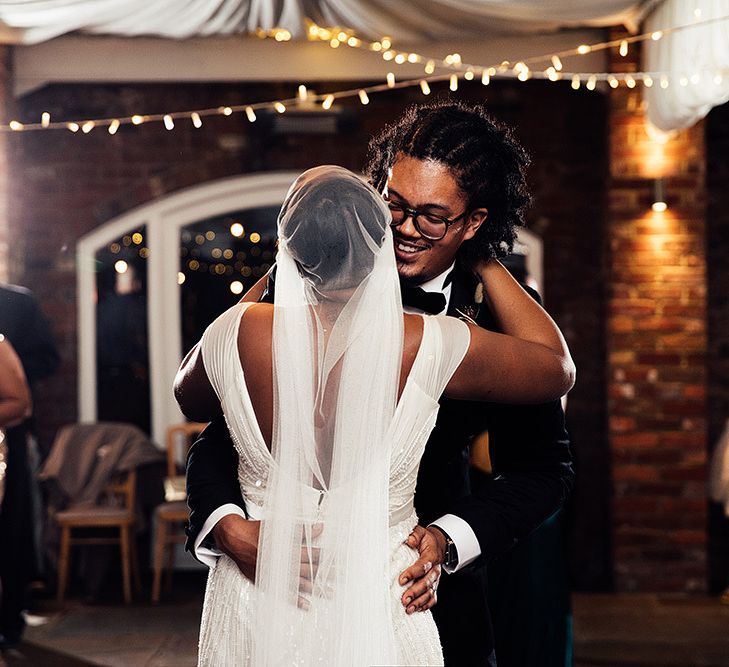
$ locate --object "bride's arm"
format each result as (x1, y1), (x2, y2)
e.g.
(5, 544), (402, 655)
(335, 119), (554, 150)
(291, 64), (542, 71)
(445, 260), (575, 403)
(0, 338), (32, 428)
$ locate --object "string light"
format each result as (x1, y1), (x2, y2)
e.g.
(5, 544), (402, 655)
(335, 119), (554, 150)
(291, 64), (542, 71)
(330, 38), (340, 48)
(358, 89), (370, 105)
(163, 115), (174, 130)
(6, 15), (729, 134)
(394, 53), (406, 64)
(619, 40), (629, 57)
(420, 80), (431, 95)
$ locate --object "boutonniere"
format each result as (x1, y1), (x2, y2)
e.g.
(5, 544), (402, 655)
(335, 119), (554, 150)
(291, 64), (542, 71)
(456, 281), (483, 324)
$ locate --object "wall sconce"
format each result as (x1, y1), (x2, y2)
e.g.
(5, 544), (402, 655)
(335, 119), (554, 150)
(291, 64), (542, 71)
(651, 178), (668, 212)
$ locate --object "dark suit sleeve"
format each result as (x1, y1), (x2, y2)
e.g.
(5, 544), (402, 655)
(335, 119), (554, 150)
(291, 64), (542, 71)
(450, 399), (574, 563)
(185, 418), (246, 555)
(12, 292), (60, 385)
(447, 280), (574, 563)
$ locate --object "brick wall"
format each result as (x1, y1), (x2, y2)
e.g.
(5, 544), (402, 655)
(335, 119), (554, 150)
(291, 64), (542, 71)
(607, 32), (708, 591)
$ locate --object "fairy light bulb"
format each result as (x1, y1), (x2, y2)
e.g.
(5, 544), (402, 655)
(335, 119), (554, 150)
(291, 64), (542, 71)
(347, 37), (360, 47)
(420, 80), (431, 95)
(577, 44), (591, 55)
(191, 112), (203, 128)
(407, 53), (419, 64)
(546, 67), (559, 82)
(322, 95), (335, 110)
(643, 75), (653, 88)
(619, 40), (628, 57)
(571, 75), (580, 90)
(9, 120), (23, 131)
(660, 75), (669, 89)
(108, 119), (121, 134)
(220, 106), (233, 116)
(371, 42), (382, 52)
(387, 72), (396, 88)
(82, 121), (95, 133)
(274, 102), (286, 113)
(163, 115), (174, 130)
(381, 38), (391, 50)
(329, 38), (340, 48)
(608, 75), (619, 89)
(298, 85), (308, 101)
(481, 70), (490, 85)
(382, 50), (394, 61)
(67, 122), (80, 133)
(651, 31), (663, 41)
(625, 75), (636, 88)
(450, 74), (458, 91)
(41, 112), (50, 128)
(358, 90), (370, 105)
(551, 55), (563, 71)
(131, 115), (144, 125)
(425, 60), (436, 74)
(245, 106), (257, 122)
(394, 53), (406, 65)
(586, 75), (597, 90)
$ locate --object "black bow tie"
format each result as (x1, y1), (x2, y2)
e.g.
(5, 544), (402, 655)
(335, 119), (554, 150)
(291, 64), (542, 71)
(401, 286), (447, 314)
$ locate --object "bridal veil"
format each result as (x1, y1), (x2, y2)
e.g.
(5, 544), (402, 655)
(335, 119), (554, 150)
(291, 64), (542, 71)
(253, 166), (403, 665)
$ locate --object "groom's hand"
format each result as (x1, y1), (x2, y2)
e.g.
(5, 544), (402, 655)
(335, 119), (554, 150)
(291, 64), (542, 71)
(398, 525), (445, 614)
(213, 515), (260, 581)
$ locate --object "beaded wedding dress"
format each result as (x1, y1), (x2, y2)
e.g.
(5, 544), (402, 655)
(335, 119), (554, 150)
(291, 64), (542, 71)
(193, 167), (470, 666)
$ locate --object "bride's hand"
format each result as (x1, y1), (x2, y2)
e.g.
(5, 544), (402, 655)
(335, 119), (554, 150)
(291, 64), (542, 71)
(398, 526), (443, 614)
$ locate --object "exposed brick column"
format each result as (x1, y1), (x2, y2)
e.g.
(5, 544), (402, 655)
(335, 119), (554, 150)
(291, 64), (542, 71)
(607, 30), (708, 591)
(0, 47), (9, 282)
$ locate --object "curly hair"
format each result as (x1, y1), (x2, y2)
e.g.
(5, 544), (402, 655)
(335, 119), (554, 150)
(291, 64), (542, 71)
(364, 100), (532, 262)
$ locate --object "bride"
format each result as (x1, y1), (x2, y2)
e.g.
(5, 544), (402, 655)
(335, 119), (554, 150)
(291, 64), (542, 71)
(174, 165), (574, 666)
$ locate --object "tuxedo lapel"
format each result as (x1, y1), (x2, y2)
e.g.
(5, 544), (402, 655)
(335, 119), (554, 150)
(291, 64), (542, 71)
(446, 266), (482, 322)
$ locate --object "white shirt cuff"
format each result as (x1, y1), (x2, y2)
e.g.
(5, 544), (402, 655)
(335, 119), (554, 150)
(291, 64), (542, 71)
(429, 513), (481, 573)
(193, 503), (248, 568)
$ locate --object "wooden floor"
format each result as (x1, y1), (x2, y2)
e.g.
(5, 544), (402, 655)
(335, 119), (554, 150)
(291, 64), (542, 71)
(4, 575), (729, 666)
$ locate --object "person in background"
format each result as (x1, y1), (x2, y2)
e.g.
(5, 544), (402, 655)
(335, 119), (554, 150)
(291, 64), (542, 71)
(0, 282), (60, 648)
(0, 334), (33, 649)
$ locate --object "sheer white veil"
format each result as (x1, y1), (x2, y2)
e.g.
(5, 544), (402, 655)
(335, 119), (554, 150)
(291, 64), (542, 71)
(253, 166), (403, 665)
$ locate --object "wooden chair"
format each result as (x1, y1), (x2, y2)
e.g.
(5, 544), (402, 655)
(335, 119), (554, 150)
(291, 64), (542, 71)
(56, 468), (140, 604)
(151, 422), (206, 603)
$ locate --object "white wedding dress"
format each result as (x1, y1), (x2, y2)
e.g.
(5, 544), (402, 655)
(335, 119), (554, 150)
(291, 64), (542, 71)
(196, 301), (470, 667)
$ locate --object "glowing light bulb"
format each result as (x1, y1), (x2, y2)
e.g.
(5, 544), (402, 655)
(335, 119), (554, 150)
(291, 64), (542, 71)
(245, 106), (257, 122)
(420, 80), (431, 95)
(67, 122), (80, 133)
(626, 75), (636, 88)
(577, 44), (591, 55)
(387, 72), (396, 88)
(177, 272), (186, 285)
(322, 95), (335, 110)
(643, 75), (653, 88)
(571, 75), (580, 90)
(41, 112), (50, 127)
(586, 75), (597, 90)
(481, 70), (490, 85)
(274, 102), (286, 114)
(298, 85), (308, 101)
(8, 120), (23, 131)
(191, 112), (202, 128)
(131, 115), (144, 125)
(115, 260), (128, 274)
(551, 55), (563, 71)
(230, 281), (244, 295)
(425, 60), (436, 74)
(450, 74), (458, 91)
(108, 119), (120, 134)
(651, 31), (663, 41)
(608, 76), (619, 88)
(230, 222), (244, 237)
(82, 121), (95, 133)
(163, 115), (174, 130)
(394, 53), (406, 65)
(358, 90), (370, 105)
(619, 40), (628, 57)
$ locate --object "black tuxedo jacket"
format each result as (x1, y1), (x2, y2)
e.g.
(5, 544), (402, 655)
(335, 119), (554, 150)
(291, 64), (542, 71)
(185, 265), (574, 666)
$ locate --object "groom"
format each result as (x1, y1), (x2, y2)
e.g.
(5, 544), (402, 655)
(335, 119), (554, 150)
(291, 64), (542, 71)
(185, 101), (574, 666)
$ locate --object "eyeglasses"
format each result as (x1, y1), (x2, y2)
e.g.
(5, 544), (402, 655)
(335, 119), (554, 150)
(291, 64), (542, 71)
(383, 194), (469, 241)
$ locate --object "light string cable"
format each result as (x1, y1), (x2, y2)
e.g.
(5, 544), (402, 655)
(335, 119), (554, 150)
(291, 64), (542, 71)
(2, 12), (728, 133)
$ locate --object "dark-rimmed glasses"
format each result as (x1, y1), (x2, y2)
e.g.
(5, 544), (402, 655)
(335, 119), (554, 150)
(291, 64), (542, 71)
(383, 194), (469, 241)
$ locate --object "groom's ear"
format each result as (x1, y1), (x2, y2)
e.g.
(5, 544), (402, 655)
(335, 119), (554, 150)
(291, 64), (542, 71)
(462, 208), (488, 242)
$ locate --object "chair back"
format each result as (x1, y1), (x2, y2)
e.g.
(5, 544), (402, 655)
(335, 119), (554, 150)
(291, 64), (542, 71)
(102, 468), (137, 512)
(165, 423), (207, 478)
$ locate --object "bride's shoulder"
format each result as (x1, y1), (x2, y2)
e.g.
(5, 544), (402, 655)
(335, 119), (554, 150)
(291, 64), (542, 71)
(237, 302), (273, 338)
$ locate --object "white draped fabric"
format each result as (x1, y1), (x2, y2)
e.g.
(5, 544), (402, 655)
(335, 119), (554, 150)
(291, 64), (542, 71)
(0, 0), (646, 43)
(644, 0), (729, 130)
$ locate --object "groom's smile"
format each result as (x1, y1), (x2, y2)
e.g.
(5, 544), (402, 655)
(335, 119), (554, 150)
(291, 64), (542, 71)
(385, 154), (487, 286)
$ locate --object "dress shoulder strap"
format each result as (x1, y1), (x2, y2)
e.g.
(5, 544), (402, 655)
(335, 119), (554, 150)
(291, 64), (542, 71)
(410, 314), (471, 400)
(199, 301), (255, 401)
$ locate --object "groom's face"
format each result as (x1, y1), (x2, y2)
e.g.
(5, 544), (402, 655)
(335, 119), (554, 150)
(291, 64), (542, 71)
(384, 154), (487, 286)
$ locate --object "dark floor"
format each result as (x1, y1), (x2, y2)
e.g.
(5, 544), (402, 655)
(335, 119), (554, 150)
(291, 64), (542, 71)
(3, 573), (729, 666)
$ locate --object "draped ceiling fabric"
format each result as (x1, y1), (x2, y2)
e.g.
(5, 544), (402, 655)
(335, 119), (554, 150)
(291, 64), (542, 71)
(1, 0), (728, 130)
(644, 0), (729, 131)
(0, 0), (648, 43)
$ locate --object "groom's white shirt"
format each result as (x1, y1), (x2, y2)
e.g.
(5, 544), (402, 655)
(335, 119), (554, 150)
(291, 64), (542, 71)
(195, 263), (481, 573)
